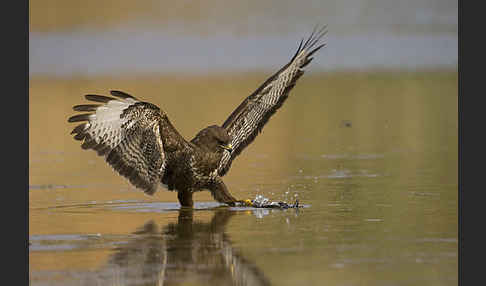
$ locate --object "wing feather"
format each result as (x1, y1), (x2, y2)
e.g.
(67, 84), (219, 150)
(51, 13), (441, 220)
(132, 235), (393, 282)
(218, 26), (326, 176)
(68, 90), (172, 195)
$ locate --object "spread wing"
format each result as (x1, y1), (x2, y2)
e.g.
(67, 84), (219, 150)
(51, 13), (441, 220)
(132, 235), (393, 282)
(68, 90), (182, 195)
(217, 26), (327, 176)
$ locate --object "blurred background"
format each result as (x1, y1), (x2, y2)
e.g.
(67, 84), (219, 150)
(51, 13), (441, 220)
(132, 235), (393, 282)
(29, 1), (458, 286)
(30, 0), (457, 75)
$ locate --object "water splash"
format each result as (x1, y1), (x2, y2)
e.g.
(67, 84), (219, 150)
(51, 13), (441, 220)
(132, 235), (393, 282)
(250, 194), (301, 209)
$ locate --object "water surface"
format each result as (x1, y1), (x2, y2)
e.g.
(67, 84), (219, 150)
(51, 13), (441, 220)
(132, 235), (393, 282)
(29, 31), (457, 76)
(29, 71), (457, 285)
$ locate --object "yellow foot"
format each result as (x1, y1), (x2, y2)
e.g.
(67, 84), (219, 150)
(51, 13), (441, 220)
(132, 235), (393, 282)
(242, 199), (253, 207)
(229, 199), (254, 207)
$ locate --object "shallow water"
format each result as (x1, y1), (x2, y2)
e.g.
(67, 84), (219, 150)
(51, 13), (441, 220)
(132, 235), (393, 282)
(29, 31), (457, 76)
(29, 71), (457, 285)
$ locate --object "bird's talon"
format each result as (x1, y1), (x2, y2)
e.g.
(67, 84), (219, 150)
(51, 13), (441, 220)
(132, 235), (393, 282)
(237, 199), (253, 207)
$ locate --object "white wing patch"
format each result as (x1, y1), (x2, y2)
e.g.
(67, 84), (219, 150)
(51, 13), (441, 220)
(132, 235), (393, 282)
(69, 91), (168, 195)
(83, 97), (138, 150)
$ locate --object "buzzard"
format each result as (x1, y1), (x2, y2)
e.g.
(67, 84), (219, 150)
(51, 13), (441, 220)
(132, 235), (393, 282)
(68, 26), (326, 207)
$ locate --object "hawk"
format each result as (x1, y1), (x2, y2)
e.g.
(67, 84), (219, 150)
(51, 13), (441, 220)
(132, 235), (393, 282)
(68, 26), (326, 207)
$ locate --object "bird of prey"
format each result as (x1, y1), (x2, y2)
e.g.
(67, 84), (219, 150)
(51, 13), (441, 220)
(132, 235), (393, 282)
(68, 26), (326, 207)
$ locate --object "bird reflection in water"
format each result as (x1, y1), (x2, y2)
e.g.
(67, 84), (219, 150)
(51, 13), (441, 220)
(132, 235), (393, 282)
(102, 209), (271, 286)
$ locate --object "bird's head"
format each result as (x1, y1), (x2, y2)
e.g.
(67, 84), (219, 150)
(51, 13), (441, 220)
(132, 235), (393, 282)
(192, 125), (233, 154)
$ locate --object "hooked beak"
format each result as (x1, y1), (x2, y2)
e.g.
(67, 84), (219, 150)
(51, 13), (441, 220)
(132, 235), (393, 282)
(220, 143), (233, 153)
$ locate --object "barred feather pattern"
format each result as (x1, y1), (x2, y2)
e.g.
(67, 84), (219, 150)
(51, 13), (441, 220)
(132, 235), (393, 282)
(217, 26), (327, 176)
(69, 91), (167, 195)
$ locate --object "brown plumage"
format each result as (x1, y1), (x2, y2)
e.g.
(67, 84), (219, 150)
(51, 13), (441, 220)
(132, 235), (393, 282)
(68, 26), (326, 207)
